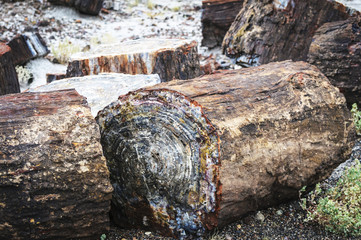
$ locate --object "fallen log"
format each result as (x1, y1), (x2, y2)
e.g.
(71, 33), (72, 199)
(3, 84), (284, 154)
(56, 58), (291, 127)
(96, 60), (355, 238)
(222, 0), (355, 65)
(0, 89), (113, 239)
(307, 16), (361, 108)
(46, 73), (67, 83)
(30, 73), (161, 116)
(201, 0), (245, 48)
(66, 39), (201, 82)
(48, 0), (104, 15)
(0, 43), (20, 95)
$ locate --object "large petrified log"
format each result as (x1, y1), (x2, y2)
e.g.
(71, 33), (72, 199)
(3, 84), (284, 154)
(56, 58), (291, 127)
(222, 0), (355, 65)
(96, 61), (355, 238)
(0, 90), (113, 239)
(66, 39), (201, 82)
(201, 0), (245, 48)
(307, 16), (361, 108)
(0, 43), (20, 95)
(47, 0), (104, 15)
(30, 73), (161, 116)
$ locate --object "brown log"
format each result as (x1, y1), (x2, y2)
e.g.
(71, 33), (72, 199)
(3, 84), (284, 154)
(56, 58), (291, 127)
(307, 16), (361, 108)
(46, 73), (67, 83)
(96, 61), (355, 238)
(222, 0), (356, 65)
(201, 0), (245, 48)
(48, 0), (104, 15)
(0, 89), (113, 239)
(0, 43), (20, 95)
(66, 39), (202, 82)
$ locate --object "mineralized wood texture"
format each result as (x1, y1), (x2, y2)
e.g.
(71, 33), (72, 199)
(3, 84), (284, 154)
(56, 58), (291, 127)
(48, 0), (104, 15)
(201, 0), (245, 48)
(0, 43), (20, 95)
(308, 16), (361, 108)
(96, 61), (355, 237)
(222, 0), (355, 65)
(66, 39), (202, 82)
(0, 90), (113, 239)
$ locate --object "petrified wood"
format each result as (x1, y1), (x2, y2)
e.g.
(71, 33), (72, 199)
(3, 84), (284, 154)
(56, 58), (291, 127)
(222, 0), (355, 65)
(0, 43), (20, 95)
(66, 39), (201, 82)
(307, 16), (361, 108)
(96, 61), (355, 238)
(0, 90), (113, 239)
(30, 73), (161, 116)
(48, 0), (104, 15)
(201, 0), (245, 48)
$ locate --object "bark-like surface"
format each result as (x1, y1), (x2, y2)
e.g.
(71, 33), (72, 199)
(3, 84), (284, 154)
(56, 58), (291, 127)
(0, 43), (19, 95)
(307, 17), (361, 108)
(222, 0), (355, 65)
(47, 0), (104, 15)
(201, 0), (245, 48)
(0, 90), (113, 239)
(96, 61), (355, 238)
(66, 39), (201, 82)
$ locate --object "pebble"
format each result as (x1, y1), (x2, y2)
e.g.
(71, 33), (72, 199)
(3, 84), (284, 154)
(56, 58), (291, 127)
(255, 211), (265, 222)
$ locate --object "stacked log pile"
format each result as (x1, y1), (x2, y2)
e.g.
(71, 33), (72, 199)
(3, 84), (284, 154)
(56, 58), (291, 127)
(47, 0), (104, 15)
(96, 61), (355, 238)
(0, 90), (113, 239)
(0, 43), (20, 95)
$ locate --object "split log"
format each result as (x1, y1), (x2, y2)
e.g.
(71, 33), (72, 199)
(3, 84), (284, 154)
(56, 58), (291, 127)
(96, 61), (355, 238)
(222, 0), (355, 65)
(201, 0), (245, 48)
(66, 39), (202, 82)
(30, 73), (161, 116)
(0, 43), (20, 95)
(0, 90), (113, 239)
(48, 0), (105, 15)
(7, 33), (49, 65)
(307, 16), (361, 108)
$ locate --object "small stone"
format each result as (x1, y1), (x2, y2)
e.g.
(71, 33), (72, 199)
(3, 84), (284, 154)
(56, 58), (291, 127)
(255, 211), (265, 222)
(276, 210), (283, 216)
(236, 224), (241, 230)
(144, 232), (152, 236)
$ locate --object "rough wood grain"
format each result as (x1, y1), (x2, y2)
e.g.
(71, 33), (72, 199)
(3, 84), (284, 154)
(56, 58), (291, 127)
(0, 43), (20, 95)
(66, 39), (202, 82)
(96, 61), (355, 238)
(47, 0), (104, 15)
(0, 90), (113, 239)
(307, 16), (361, 108)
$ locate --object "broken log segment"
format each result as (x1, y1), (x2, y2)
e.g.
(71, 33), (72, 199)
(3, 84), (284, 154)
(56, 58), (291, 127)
(0, 43), (20, 95)
(307, 16), (361, 108)
(30, 73), (161, 116)
(0, 89), (113, 239)
(222, 0), (355, 65)
(96, 60), (355, 237)
(66, 39), (202, 82)
(47, 0), (104, 15)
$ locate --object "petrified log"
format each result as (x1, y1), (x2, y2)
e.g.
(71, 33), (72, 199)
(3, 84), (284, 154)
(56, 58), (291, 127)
(46, 73), (67, 83)
(201, 0), (245, 48)
(0, 90), (113, 239)
(7, 33), (49, 65)
(30, 73), (161, 116)
(307, 16), (361, 108)
(66, 39), (201, 82)
(222, 0), (355, 65)
(0, 43), (20, 95)
(96, 61), (355, 238)
(48, 0), (105, 15)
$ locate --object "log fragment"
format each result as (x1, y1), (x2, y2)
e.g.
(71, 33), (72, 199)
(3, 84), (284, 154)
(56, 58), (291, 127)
(46, 73), (67, 83)
(201, 0), (245, 48)
(66, 39), (202, 82)
(222, 0), (355, 65)
(307, 17), (361, 108)
(96, 61), (355, 237)
(30, 73), (161, 116)
(48, 0), (105, 15)
(0, 43), (20, 95)
(0, 90), (113, 239)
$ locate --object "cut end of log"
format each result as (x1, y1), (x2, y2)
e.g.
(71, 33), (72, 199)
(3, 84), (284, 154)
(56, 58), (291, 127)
(97, 89), (221, 237)
(0, 43), (11, 55)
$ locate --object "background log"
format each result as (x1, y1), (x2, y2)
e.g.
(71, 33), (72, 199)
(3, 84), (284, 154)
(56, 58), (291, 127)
(201, 0), (245, 48)
(0, 90), (113, 239)
(0, 43), (20, 95)
(66, 39), (202, 82)
(222, 0), (355, 65)
(307, 16), (361, 108)
(48, 0), (105, 15)
(96, 61), (355, 238)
